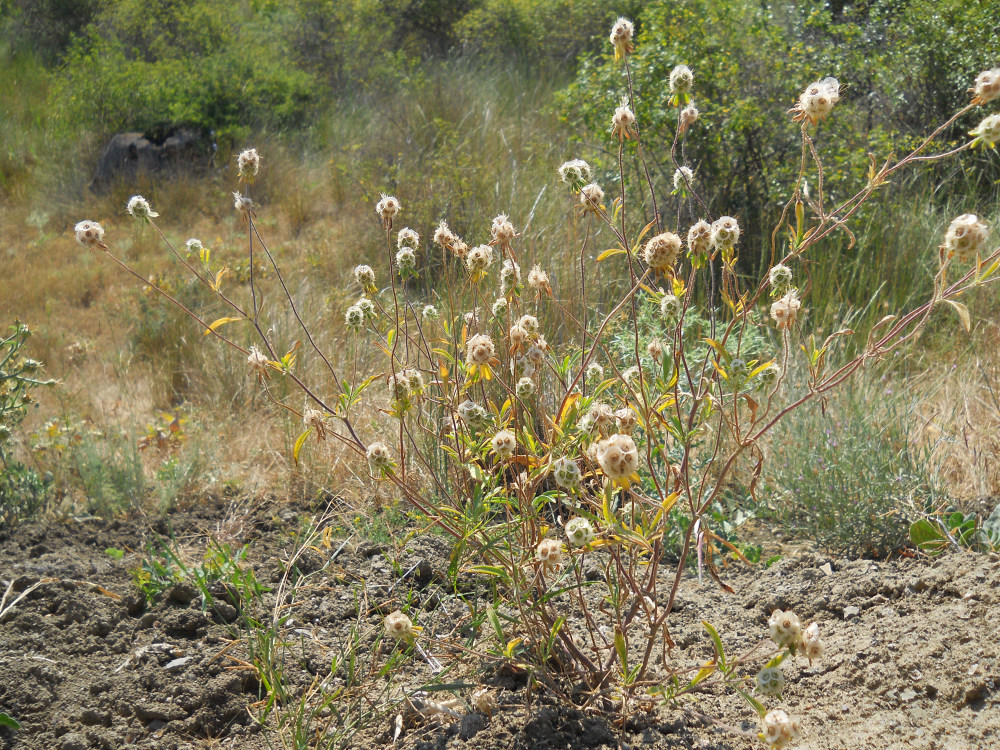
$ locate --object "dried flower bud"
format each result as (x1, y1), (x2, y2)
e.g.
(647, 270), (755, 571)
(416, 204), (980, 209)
(246, 345), (269, 378)
(384, 610), (416, 641)
(397, 227), (419, 250)
(756, 666), (785, 697)
(612, 99), (637, 141)
(565, 517), (596, 547)
(800, 621), (824, 662)
(580, 183), (605, 212)
(491, 214), (516, 245)
(466, 334), (496, 367)
(944, 213), (990, 262)
(366, 441), (394, 475)
(609, 17), (634, 60)
(492, 429), (516, 459)
(354, 264), (376, 290)
(972, 68), (1000, 105)
(796, 77), (840, 124)
(536, 538), (564, 572)
(710, 216), (741, 251)
(768, 609), (803, 648)
(597, 434), (639, 483)
(127, 195), (158, 220)
(237, 148), (260, 181)
(770, 290), (802, 330)
(644, 231), (682, 273)
(558, 159), (592, 189)
(375, 194), (401, 224)
(74, 220), (105, 248)
(552, 456), (582, 489)
(762, 709), (801, 749)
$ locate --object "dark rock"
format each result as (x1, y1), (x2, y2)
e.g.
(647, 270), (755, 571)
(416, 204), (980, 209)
(459, 713), (486, 740)
(90, 128), (209, 190)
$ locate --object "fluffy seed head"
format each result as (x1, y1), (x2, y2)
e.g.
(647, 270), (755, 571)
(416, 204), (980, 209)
(944, 213), (990, 262)
(233, 192), (253, 218)
(585, 362), (604, 382)
(660, 293), (682, 322)
(769, 263), (793, 292)
(457, 400), (489, 430)
(466, 244), (494, 274)
(500, 259), (521, 294)
(768, 609), (803, 648)
(536, 538), (564, 572)
(422, 304), (439, 321)
(673, 166), (694, 192)
(237, 148), (260, 180)
(74, 220), (104, 248)
(433, 220), (466, 256)
(798, 77), (840, 123)
(615, 407), (637, 435)
(609, 17), (635, 58)
(644, 231), (682, 273)
(758, 362), (781, 391)
(492, 297), (509, 317)
(611, 98), (637, 141)
(466, 333), (496, 367)
(729, 358), (749, 383)
(395, 246), (417, 274)
(762, 710), (801, 749)
(669, 65), (694, 95)
(527, 264), (551, 293)
(552, 456), (581, 489)
(355, 297), (376, 320)
(622, 366), (641, 387)
(247, 345), (269, 377)
(127, 195), (158, 220)
(687, 220), (712, 257)
(565, 517), (596, 547)
(375, 194), (401, 224)
(587, 402), (616, 435)
(354, 264), (376, 289)
(518, 314), (539, 335)
(491, 214), (516, 245)
(492, 429), (516, 459)
(384, 610), (415, 640)
(471, 688), (498, 716)
(345, 305), (365, 330)
(509, 324), (529, 348)
(710, 216), (741, 250)
(185, 238), (203, 254)
(972, 68), (1000, 104)
(580, 182), (605, 212)
(646, 339), (663, 361)
(366, 441), (393, 474)
(756, 666), (784, 697)
(679, 104), (699, 131)
(597, 434), (639, 482)
(770, 290), (802, 330)
(558, 159), (592, 189)
(801, 621), (824, 661)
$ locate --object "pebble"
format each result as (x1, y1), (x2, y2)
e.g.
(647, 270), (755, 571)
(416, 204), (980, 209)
(843, 605), (861, 619)
(164, 657), (195, 673)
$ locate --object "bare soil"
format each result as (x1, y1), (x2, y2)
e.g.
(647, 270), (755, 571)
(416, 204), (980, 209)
(0, 496), (997, 750)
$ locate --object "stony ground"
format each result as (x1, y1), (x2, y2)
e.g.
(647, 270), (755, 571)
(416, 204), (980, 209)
(0, 496), (997, 750)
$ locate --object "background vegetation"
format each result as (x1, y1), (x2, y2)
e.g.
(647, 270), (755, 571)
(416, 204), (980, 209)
(1, 0), (998, 556)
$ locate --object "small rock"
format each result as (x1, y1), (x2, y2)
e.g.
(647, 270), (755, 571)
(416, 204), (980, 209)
(138, 613), (157, 629)
(80, 709), (110, 726)
(900, 689), (917, 703)
(843, 605), (861, 619)
(459, 713), (486, 740)
(60, 732), (88, 750)
(820, 562), (833, 577)
(166, 583), (198, 605)
(163, 656), (195, 673)
(211, 602), (238, 623)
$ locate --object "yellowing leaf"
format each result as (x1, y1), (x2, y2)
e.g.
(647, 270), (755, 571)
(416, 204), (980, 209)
(596, 248), (626, 262)
(293, 427), (312, 465)
(556, 392), (580, 427)
(943, 299), (971, 333)
(203, 316), (242, 336)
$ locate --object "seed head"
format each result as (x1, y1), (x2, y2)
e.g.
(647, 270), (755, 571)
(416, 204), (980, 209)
(660, 293), (682, 322)
(515, 376), (536, 400)
(669, 65), (694, 95)
(492, 429), (516, 459)
(74, 220), (105, 249)
(127, 195), (158, 220)
(237, 148), (260, 181)
(687, 220), (712, 259)
(971, 68), (1000, 105)
(466, 334), (496, 367)
(375, 194), (401, 225)
(597, 434), (639, 483)
(366, 441), (394, 475)
(345, 305), (365, 330)
(796, 77), (840, 124)
(509, 324), (529, 349)
(527, 264), (551, 294)
(422, 304), (440, 320)
(585, 362), (604, 382)
(646, 339), (663, 361)
(303, 408), (327, 439)
(971, 114), (1000, 148)
(769, 263), (794, 293)
(768, 609), (803, 648)
(233, 192), (253, 220)
(710, 216), (741, 251)
(800, 621), (824, 662)
(579, 183), (605, 215)
(536, 538), (564, 573)
(615, 407), (638, 435)
(466, 244), (494, 275)
(457, 400), (489, 430)
(552, 456), (582, 489)
(492, 297), (509, 317)
(384, 610), (416, 641)
(757, 362), (781, 391)
(944, 213), (990, 263)
(246, 345), (269, 378)
(587, 402), (616, 436)
(558, 159), (592, 189)
(565, 517), (596, 547)
(471, 688), (498, 716)
(397, 227), (419, 250)
(609, 17), (635, 60)
(395, 246), (417, 275)
(756, 666), (785, 697)
(499, 259), (521, 296)
(643, 231), (682, 273)
(355, 297), (376, 320)
(433, 220), (467, 256)
(762, 709), (801, 749)
(770, 290), (802, 330)
(491, 214), (516, 246)
(354, 264), (376, 290)
(611, 98), (637, 141)
(679, 104), (699, 132)
(673, 166), (694, 192)
(729, 358), (749, 383)
(518, 314), (539, 335)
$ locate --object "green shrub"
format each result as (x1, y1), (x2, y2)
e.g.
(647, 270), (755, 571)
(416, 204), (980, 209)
(0, 459), (50, 527)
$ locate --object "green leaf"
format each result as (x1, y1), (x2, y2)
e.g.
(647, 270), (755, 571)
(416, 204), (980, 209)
(0, 713), (21, 730)
(909, 519), (947, 554)
(104, 547), (124, 560)
(702, 621), (726, 671)
(613, 626), (628, 670)
(734, 687), (767, 719)
(486, 605), (504, 642)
